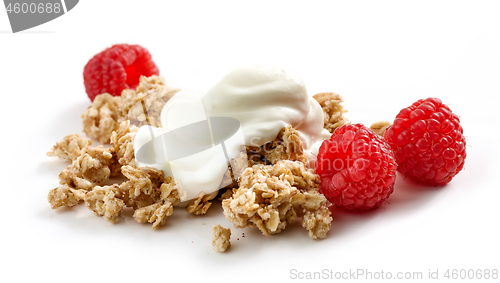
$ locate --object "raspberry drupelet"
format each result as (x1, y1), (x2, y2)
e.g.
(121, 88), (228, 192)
(384, 97), (466, 186)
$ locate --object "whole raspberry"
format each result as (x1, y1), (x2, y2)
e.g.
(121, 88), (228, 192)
(384, 97), (466, 186)
(83, 44), (159, 101)
(316, 123), (397, 210)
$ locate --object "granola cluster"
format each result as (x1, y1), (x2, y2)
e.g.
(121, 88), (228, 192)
(187, 191), (216, 216)
(48, 74), (338, 250)
(313, 92), (349, 133)
(84, 185), (126, 223)
(370, 120), (392, 137)
(134, 202), (174, 229)
(47, 133), (92, 161)
(58, 145), (115, 191)
(222, 160), (332, 239)
(49, 141), (182, 227)
(47, 185), (86, 209)
(214, 125), (334, 240)
(124, 167), (182, 228)
(81, 93), (122, 144)
(47, 76), (188, 228)
(48, 101), (207, 228)
(81, 75), (180, 143)
(121, 75), (180, 127)
(246, 126), (309, 166)
(110, 120), (138, 169)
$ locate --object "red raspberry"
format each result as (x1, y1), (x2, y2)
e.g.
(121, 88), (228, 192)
(316, 124), (397, 210)
(384, 97), (466, 186)
(83, 44), (159, 101)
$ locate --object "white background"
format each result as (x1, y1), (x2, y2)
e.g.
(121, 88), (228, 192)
(1, 1), (499, 282)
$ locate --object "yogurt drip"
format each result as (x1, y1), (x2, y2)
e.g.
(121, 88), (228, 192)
(133, 65), (331, 202)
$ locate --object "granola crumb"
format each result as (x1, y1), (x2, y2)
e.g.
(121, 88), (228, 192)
(313, 92), (349, 133)
(47, 134), (92, 161)
(302, 206), (332, 239)
(370, 120), (392, 137)
(212, 225), (231, 253)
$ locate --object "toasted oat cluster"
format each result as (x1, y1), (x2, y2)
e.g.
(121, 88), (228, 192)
(81, 93), (122, 144)
(47, 134), (92, 161)
(110, 120), (138, 169)
(123, 168), (181, 228)
(48, 185), (86, 209)
(84, 185), (126, 223)
(370, 120), (392, 137)
(50, 160), (181, 227)
(187, 191), (216, 215)
(212, 225), (231, 253)
(121, 75), (180, 128)
(48, 107), (182, 228)
(313, 92), (349, 133)
(82, 75), (180, 143)
(58, 145), (115, 191)
(222, 160), (332, 239)
(246, 126), (309, 166)
(134, 202), (174, 229)
(53, 124), (132, 185)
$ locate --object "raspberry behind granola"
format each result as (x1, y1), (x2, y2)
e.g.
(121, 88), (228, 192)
(84, 44), (159, 101)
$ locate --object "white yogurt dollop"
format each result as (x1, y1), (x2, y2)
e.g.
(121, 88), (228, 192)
(133, 65), (331, 203)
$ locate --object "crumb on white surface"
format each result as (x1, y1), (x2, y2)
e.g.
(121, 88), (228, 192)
(212, 225), (231, 253)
